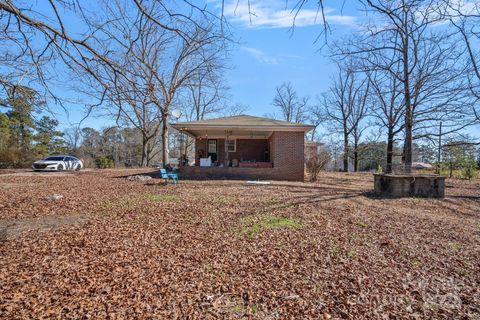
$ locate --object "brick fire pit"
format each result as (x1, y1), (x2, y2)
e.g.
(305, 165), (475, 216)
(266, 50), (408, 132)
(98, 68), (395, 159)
(373, 173), (446, 198)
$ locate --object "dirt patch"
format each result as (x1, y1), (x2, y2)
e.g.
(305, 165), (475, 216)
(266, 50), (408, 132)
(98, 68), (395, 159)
(2, 171), (74, 177)
(0, 168), (95, 177)
(0, 215), (86, 240)
(0, 169), (18, 175)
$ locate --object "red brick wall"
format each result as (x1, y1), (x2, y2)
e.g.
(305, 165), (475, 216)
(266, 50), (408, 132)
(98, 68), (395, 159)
(194, 139), (207, 166)
(180, 166), (286, 180)
(192, 132), (305, 181)
(270, 131), (305, 181)
(268, 134), (275, 166)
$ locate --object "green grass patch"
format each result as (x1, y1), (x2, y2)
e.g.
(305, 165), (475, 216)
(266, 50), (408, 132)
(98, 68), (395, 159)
(250, 304), (258, 314)
(346, 250), (357, 260)
(450, 242), (462, 250)
(144, 194), (178, 202)
(238, 215), (302, 238)
(102, 198), (137, 211)
(357, 221), (368, 228)
(212, 195), (239, 205)
(330, 243), (357, 260)
(411, 258), (423, 268)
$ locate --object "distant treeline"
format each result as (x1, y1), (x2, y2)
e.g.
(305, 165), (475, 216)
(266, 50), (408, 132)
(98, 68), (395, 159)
(0, 86), (159, 169)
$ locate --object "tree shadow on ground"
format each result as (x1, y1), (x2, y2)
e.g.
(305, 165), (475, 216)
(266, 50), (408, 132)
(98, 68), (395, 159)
(256, 184), (368, 206)
(113, 171), (161, 179)
(446, 194), (480, 201)
(0, 215), (86, 241)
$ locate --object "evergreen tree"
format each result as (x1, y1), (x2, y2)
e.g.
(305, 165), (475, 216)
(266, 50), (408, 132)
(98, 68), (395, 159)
(0, 113), (12, 167)
(3, 86), (44, 166)
(33, 116), (66, 157)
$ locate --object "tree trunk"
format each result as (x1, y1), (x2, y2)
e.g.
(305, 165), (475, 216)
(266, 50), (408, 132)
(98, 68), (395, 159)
(343, 131), (349, 172)
(386, 128), (394, 173)
(353, 143), (358, 172)
(146, 144), (151, 167)
(310, 128), (317, 141)
(161, 114), (169, 168)
(183, 136), (189, 162)
(402, 31), (413, 173)
(141, 134), (148, 167)
(404, 109), (413, 173)
(436, 122), (442, 174)
(146, 141), (156, 167)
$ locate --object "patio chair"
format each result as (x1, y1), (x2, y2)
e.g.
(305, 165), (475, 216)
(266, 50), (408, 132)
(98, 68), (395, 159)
(160, 168), (179, 184)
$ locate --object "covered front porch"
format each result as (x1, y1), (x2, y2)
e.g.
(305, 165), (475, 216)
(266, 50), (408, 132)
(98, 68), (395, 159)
(194, 137), (272, 168)
(171, 115), (313, 181)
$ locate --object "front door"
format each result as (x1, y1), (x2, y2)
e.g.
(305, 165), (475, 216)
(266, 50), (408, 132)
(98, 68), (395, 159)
(207, 139), (217, 163)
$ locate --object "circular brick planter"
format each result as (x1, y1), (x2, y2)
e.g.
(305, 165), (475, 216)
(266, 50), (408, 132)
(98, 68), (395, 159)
(373, 173), (446, 198)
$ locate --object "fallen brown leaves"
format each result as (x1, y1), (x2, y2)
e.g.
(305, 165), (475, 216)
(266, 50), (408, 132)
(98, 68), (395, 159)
(0, 170), (479, 319)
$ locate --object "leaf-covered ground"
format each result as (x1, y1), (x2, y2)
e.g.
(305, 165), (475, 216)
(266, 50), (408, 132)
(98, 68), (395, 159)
(1, 169), (479, 319)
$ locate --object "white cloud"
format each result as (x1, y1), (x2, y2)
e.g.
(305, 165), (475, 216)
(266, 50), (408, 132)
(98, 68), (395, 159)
(445, 0), (479, 15)
(221, 0), (357, 29)
(240, 47), (279, 64)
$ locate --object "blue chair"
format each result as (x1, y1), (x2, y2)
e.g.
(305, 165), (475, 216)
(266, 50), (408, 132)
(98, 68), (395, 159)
(160, 169), (178, 184)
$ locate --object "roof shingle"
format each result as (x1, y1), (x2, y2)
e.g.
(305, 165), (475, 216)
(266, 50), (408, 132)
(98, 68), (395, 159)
(172, 114), (313, 128)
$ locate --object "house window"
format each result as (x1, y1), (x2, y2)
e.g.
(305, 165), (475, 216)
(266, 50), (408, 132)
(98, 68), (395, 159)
(225, 139), (236, 152)
(208, 140), (217, 153)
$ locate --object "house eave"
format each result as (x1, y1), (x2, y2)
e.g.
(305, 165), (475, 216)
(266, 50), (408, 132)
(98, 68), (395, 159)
(171, 124), (314, 136)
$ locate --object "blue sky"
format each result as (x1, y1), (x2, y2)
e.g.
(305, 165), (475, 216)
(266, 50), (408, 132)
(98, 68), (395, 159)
(54, 0), (360, 130)
(224, 20), (354, 117)
(47, 0), (478, 140)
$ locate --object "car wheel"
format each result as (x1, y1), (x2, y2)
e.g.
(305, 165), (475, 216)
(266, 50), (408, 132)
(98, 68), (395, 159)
(75, 164), (81, 171)
(57, 164), (64, 171)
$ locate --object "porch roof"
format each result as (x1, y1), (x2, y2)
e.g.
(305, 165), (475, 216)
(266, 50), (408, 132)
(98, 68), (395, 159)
(171, 115), (314, 138)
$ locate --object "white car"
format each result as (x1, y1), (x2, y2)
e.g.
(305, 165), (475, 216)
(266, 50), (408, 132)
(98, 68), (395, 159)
(32, 155), (83, 172)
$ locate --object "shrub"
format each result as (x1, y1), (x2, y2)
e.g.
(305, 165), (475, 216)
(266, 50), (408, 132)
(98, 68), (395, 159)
(97, 156), (114, 169)
(305, 149), (331, 182)
(462, 158), (478, 180)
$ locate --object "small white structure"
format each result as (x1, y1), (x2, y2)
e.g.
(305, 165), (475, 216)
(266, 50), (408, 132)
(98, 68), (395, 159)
(200, 156), (212, 167)
(412, 162), (433, 170)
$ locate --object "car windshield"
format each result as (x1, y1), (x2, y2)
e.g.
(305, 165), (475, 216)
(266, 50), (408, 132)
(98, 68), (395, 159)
(45, 156), (65, 161)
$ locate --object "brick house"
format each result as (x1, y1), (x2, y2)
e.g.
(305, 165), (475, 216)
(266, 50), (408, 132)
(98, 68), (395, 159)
(171, 115), (314, 181)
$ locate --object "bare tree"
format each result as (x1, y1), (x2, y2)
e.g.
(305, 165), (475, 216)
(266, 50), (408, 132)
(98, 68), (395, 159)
(176, 65), (228, 162)
(63, 127), (82, 153)
(440, 1), (480, 130)
(306, 99), (327, 142)
(442, 0), (480, 98)
(151, 23), (228, 167)
(181, 71), (226, 122)
(0, 1), (227, 111)
(0, 0), (329, 100)
(351, 119), (368, 172)
(73, 0), (230, 167)
(335, 0), (478, 173)
(93, 1), (168, 167)
(272, 81), (309, 123)
(323, 68), (369, 172)
(220, 103), (249, 117)
(368, 70), (405, 173)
